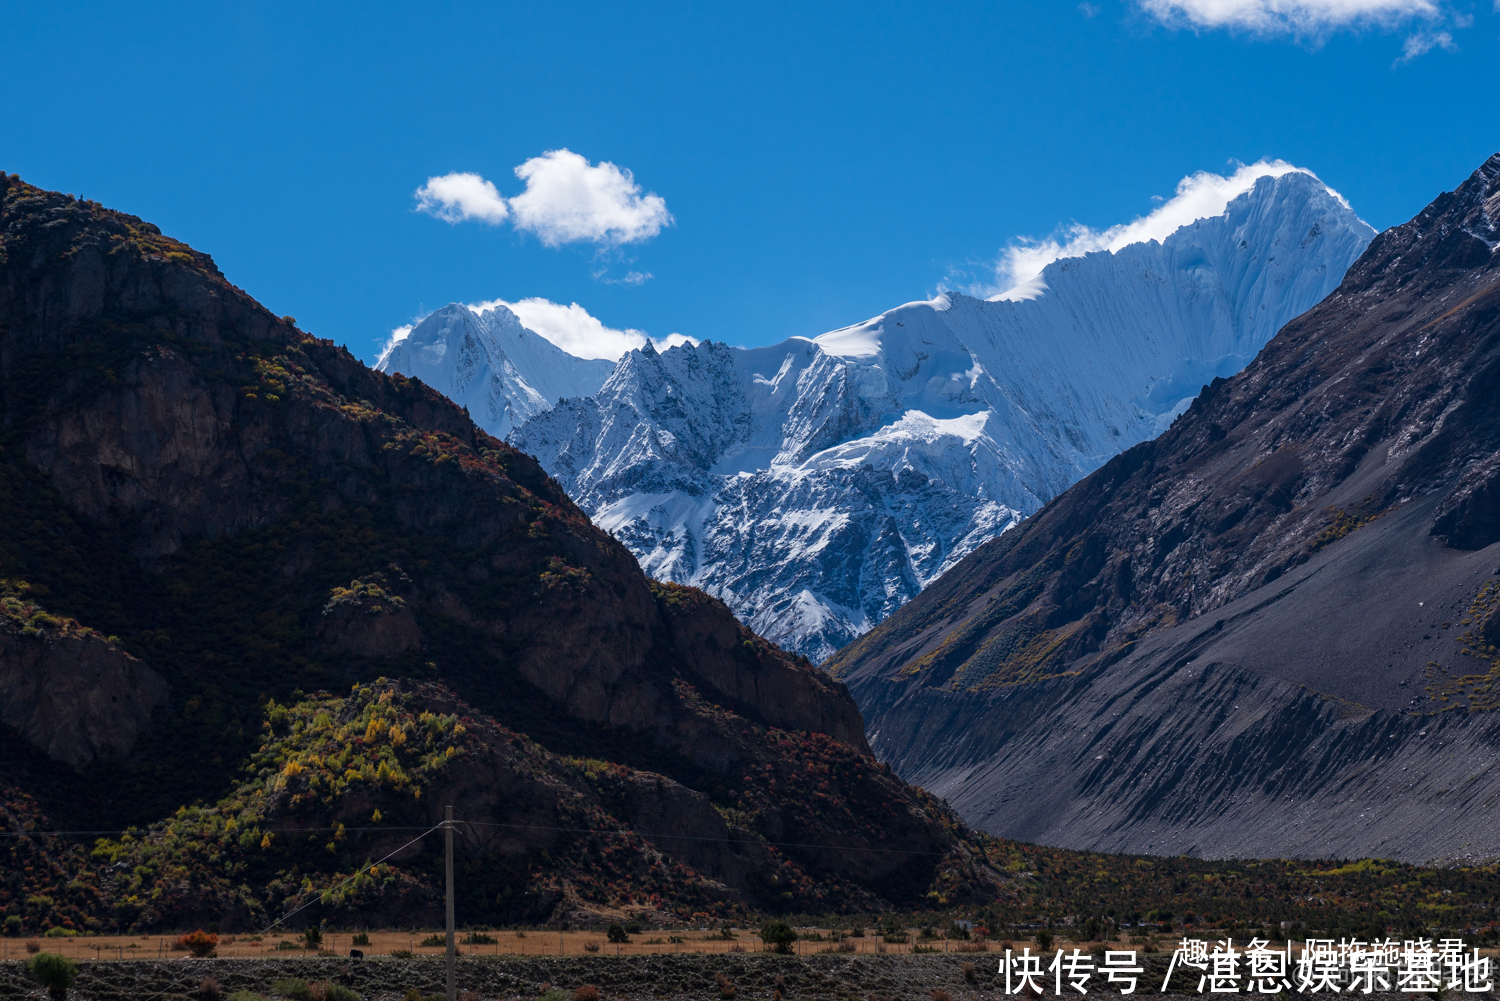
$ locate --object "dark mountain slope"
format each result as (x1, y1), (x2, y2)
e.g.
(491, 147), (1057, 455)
(0, 173), (1003, 931)
(829, 152), (1500, 863)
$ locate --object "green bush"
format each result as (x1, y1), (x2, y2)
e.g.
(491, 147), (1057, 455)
(227, 992), (268, 1001)
(27, 952), (78, 1000)
(350, 932), (370, 946)
(419, 934), (446, 947)
(42, 927), (79, 938)
(605, 923), (629, 944)
(759, 920), (797, 954)
(3, 915), (21, 935)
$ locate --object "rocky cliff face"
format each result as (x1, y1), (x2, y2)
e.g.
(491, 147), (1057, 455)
(829, 151), (1500, 864)
(0, 172), (997, 930)
(0, 589), (168, 768)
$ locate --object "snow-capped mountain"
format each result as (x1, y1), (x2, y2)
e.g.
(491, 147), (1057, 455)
(508, 171), (1373, 660)
(376, 302), (615, 438)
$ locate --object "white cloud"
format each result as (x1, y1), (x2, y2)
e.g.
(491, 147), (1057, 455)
(1396, 26), (1457, 59)
(1136, 0), (1442, 34)
(414, 172), (510, 225)
(981, 160), (1350, 300)
(508, 149), (673, 248)
(376, 324), (414, 369)
(470, 296), (695, 361)
(594, 268), (654, 286)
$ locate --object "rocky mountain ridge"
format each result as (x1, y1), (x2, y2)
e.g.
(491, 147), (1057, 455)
(828, 151), (1500, 863)
(0, 171), (999, 932)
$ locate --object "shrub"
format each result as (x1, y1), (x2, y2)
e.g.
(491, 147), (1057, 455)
(303, 927), (323, 950)
(177, 930), (219, 957)
(27, 952), (78, 1000)
(388, 949), (412, 959)
(43, 927), (79, 938)
(25, 939), (42, 953)
(3, 915), (21, 935)
(271, 980), (310, 1000)
(574, 986), (601, 1001)
(462, 931), (496, 945)
(350, 933), (370, 946)
(584, 941), (601, 953)
(420, 934), (447, 947)
(1036, 930), (1054, 951)
(713, 973), (736, 999)
(605, 924), (629, 944)
(200, 977), (223, 1000)
(623, 921), (642, 935)
(227, 992), (268, 1001)
(759, 920), (796, 954)
(962, 963), (976, 982)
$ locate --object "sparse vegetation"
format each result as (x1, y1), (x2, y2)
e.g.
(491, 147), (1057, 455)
(26, 952), (78, 1000)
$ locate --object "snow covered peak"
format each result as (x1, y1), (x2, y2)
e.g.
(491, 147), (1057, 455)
(988, 160), (1358, 299)
(375, 302), (615, 438)
(511, 168), (1374, 661)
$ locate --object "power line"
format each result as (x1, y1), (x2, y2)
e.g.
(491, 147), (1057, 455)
(4, 818), (958, 858)
(459, 820), (953, 857)
(255, 823), (443, 937)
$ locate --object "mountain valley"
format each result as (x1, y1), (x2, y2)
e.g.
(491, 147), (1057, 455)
(828, 151), (1500, 864)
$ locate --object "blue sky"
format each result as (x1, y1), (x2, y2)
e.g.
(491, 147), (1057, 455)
(3, 1), (1496, 362)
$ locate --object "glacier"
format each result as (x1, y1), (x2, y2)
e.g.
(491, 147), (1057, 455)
(391, 171), (1375, 661)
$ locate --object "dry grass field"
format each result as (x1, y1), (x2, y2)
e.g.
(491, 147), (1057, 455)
(0, 928), (1011, 963)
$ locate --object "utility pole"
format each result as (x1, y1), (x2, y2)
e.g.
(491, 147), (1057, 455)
(445, 805), (456, 1001)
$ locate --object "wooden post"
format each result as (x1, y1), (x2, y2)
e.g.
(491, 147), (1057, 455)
(445, 805), (456, 1001)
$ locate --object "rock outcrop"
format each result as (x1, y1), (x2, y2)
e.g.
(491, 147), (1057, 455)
(0, 599), (168, 768)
